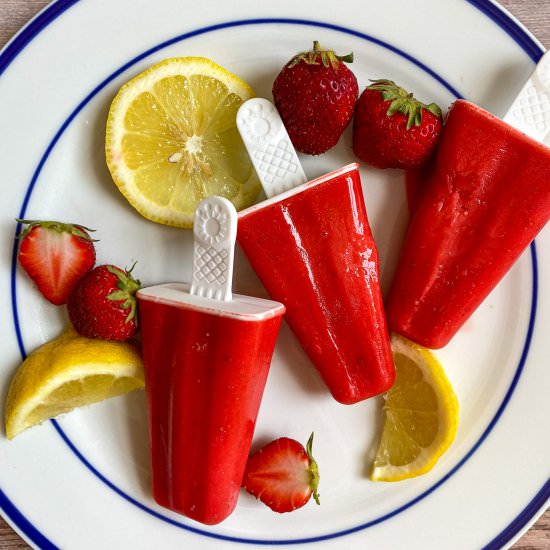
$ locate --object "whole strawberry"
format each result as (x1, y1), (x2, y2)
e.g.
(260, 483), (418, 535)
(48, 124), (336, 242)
(242, 433), (320, 513)
(273, 41), (358, 155)
(17, 219), (96, 305)
(67, 264), (140, 341)
(352, 80), (443, 169)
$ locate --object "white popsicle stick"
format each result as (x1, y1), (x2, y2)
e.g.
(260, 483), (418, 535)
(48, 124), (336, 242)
(190, 196), (237, 302)
(237, 98), (307, 198)
(503, 50), (550, 144)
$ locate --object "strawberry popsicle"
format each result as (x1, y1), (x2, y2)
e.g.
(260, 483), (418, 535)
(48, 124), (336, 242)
(387, 97), (550, 348)
(137, 197), (285, 525)
(236, 99), (394, 405)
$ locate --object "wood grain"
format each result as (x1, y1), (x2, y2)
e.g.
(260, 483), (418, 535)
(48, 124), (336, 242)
(0, 0), (548, 548)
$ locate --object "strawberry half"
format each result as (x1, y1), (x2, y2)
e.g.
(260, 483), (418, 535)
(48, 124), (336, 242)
(67, 264), (140, 341)
(273, 41), (358, 155)
(352, 79), (443, 169)
(242, 433), (320, 513)
(17, 219), (96, 305)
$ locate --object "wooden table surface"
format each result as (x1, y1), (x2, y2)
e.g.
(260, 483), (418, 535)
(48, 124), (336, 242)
(0, 0), (549, 548)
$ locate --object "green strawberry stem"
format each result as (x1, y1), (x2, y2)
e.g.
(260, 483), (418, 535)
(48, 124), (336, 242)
(15, 218), (97, 241)
(291, 41), (354, 70)
(106, 264), (141, 324)
(306, 432), (321, 505)
(368, 79), (442, 130)
(312, 40), (354, 65)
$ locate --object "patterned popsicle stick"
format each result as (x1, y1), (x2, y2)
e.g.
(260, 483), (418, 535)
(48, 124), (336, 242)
(503, 50), (550, 144)
(190, 196), (237, 302)
(237, 98), (307, 198)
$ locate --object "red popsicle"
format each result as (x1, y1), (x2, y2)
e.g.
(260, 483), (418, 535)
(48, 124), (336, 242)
(236, 98), (394, 405)
(137, 197), (285, 525)
(387, 99), (550, 348)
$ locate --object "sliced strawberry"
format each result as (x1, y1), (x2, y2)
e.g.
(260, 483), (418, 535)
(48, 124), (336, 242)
(242, 433), (320, 513)
(17, 219), (96, 305)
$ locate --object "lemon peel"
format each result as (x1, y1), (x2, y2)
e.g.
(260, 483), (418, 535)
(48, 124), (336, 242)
(5, 326), (144, 439)
(105, 57), (260, 228)
(371, 333), (459, 481)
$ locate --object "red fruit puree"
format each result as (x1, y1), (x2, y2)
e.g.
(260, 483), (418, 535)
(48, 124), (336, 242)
(138, 284), (284, 525)
(388, 100), (550, 348)
(238, 164), (395, 404)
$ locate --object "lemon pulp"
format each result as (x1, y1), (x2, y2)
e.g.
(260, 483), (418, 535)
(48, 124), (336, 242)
(5, 327), (144, 439)
(370, 333), (459, 481)
(105, 57), (260, 227)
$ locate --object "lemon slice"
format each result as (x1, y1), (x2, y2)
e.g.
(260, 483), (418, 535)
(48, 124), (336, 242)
(370, 333), (459, 481)
(105, 57), (261, 227)
(5, 327), (144, 439)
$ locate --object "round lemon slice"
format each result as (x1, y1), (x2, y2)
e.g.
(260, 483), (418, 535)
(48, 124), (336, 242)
(105, 57), (261, 227)
(5, 327), (144, 439)
(370, 333), (459, 481)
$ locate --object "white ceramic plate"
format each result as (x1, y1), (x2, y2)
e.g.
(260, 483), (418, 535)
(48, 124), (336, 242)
(1, 0), (549, 548)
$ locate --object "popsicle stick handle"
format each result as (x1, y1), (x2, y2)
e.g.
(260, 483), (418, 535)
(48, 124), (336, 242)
(237, 98), (307, 198)
(190, 196), (237, 302)
(503, 50), (550, 143)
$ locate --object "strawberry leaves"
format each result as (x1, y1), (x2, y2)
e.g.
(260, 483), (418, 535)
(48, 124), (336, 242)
(368, 80), (442, 130)
(305, 432), (321, 505)
(106, 264), (141, 324)
(289, 41), (354, 70)
(16, 218), (97, 242)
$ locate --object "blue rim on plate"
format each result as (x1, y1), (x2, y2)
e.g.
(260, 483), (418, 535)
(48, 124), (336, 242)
(1, 1), (547, 548)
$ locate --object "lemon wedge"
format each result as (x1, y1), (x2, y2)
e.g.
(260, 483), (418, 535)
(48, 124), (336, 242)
(105, 57), (260, 227)
(370, 333), (459, 481)
(5, 327), (144, 439)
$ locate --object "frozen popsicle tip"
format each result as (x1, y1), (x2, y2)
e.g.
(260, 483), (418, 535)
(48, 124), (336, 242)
(236, 98), (307, 199)
(190, 196), (237, 302)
